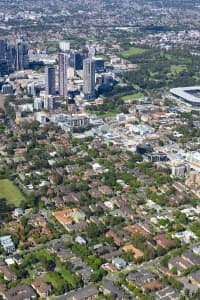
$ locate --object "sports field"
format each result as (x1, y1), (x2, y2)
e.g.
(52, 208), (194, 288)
(119, 47), (147, 58)
(122, 92), (144, 101)
(0, 179), (25, 206)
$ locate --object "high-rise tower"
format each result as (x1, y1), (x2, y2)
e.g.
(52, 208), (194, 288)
(58, 53), (68, 99)
(83, 57), (96, 98)
(45, 66), (56, 95)
(0, 40), (6, 61)
(15, 42), (29, 71)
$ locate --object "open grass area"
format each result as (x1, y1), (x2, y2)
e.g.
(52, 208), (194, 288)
(170, 65), (187, 73)
(33, 250), (77, 288)
(34, 249), (53, 261)
(44, 272), (64, 290)
(97, 111), (117, 119)
(57, 262), (77, 287)
(0, 179), (25, 206)
(119, 47), (147, 58)
(95, 54), (109, 60)
(121, 92), (144, 101)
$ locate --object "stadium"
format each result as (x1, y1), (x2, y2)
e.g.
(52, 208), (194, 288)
(170, 87), (200, 107)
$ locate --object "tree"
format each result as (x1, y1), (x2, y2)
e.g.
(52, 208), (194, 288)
(171, 266), (177, 275)
(160, 255), (171, 267)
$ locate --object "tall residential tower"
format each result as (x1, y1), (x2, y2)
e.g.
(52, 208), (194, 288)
(58, 53), (68, 99)
(83, 57), (96, 98)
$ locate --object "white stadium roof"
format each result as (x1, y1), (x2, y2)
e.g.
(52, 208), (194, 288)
(170, 86), (200, 106)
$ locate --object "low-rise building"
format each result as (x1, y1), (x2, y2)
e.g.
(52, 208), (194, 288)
(31, 280), (51, 298)
(4, 284), (37, 300)
(0, 236), (15, 253)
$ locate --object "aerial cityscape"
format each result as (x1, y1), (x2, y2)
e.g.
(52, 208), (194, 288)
(1, 0), (200, 299)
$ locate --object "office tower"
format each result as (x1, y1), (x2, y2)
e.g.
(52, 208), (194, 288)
(0, 40), (6, 61)
(15, 42), (29, 71)
(69, 51), (83, 70)
(45, 66), (56, 95)
(58, 53), (68, 99)
(74, 51), (84, 70)
(0, 40), (8, 76)
(94, 58), (105, 73)
(6, 44), (16, 71)
(83, 57), (96, 98)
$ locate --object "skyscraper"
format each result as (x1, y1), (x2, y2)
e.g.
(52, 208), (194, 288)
(15, 42), (29, 71)
(0, 40), (7, 76)
(73, 51), (84, 70)
(6, 44), (16, 71)
(0, 40), (6, 61)
(83, 57), (96, 98)
(45, 66), (56, 95)
(58, 53), (68, 99)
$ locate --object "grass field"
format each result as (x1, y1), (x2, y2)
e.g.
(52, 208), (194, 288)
(119, 47), (147, 58)
(57, 262), (77, 287)
(95, 54), (109, 60)
(45, 272), (64, 290)
(97, 112), (117, 118)
(122, 92), (144, 101)
(170, 65), (187, 73)
(0, 179), (25, 206)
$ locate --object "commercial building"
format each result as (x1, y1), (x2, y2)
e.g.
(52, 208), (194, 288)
(187, 151), (200, 169)
(136, 143), (153, 155)
(45, 66), (56, 95)
(146, 152), (168, 162)
(1, 84), (13, 95)
(15, 42), (29, 71)
(171, 162), (188, 177)
(0, 39), (6, 61)
(94, 57), (105, 73)
(73, 51), (84, 70)
(0, 236), (15, 253)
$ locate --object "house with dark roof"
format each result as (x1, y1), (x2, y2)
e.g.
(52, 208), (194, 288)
(188, 270), (200, 288)
(101, 280), (125, 299)
(64, 284), (99, 300)
(4, 284), (37, 300)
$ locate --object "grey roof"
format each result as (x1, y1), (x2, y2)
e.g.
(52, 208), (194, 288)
(57, 285), (98, 300)
(189, 269), (200, 283)
(126, 270), (156, 286)
(4, 284), (37, 300)
(102, 280), (124, 299)
(182, 251), (200, 265)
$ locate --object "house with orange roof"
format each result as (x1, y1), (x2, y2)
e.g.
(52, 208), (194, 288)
(123, 244), (144, 261)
